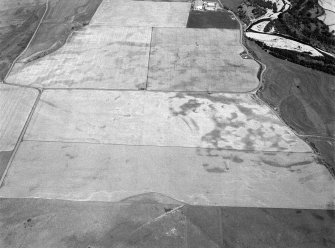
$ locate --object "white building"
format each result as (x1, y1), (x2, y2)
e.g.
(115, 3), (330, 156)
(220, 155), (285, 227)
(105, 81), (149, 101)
(194, 0), (204, 10)
(193, 0), (219, 11)
(204, 1), (217, 11)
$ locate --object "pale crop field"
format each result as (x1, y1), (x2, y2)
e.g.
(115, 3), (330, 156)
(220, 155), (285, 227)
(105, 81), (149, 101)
(148, 28), (260, 92)
(90, 0), (191, 27)
(24, 90), (311, 152)
(0, 85), (38, 151)
(0, 140), (333, 209)
(6, 25), (151, 89)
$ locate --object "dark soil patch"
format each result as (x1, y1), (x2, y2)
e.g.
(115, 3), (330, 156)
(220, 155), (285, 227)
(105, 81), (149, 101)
(187, 10), (239, 29)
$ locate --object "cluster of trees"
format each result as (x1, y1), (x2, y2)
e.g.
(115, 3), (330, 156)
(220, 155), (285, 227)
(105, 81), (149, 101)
(244, 0), (273, 9)
(263, 22), (275, 33)
(278, 9), (335, 54)
(289, 0), (322, 18)
(237, 0), (278, 24)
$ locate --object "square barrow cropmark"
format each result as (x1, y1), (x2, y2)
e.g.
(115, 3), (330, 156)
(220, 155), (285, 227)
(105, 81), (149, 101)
(6, 25), (151, 89)
(148, 28), (260, 92)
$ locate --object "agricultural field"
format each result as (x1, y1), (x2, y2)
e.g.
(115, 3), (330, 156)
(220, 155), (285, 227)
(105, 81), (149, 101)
(148, 28), (260, 92)
(1, 198), (334, 248)
(0, 0), (334, 246)
(7, 26), (152, 89)
(24, 90), (310, 152)
(7, 27), (260, 92)
(187, 9), (240, 29)
(0, 85), (38, 179)
(17, 0), (103, 63)
(91, 0), (191, 27)
(0, 0), (102, 80)
(0, 140), (333, 209)
(0, 0), (46, 80)
(0, 85), (38, 151)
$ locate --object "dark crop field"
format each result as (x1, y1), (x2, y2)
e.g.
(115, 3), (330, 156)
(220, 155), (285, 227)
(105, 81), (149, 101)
(187, 10), (239, 29)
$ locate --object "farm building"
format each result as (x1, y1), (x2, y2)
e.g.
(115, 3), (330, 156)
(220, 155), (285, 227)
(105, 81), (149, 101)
(194, 0), (204, 10)
(204, 1), (218, 11)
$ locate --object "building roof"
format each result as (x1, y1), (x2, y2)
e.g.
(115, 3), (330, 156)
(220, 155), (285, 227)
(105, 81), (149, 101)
(194, 0), (203, 6)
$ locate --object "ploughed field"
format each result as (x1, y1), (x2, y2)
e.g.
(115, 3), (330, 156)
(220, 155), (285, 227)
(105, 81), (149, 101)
(0, 0), (334, 247)
(186, 10), (240, 29)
